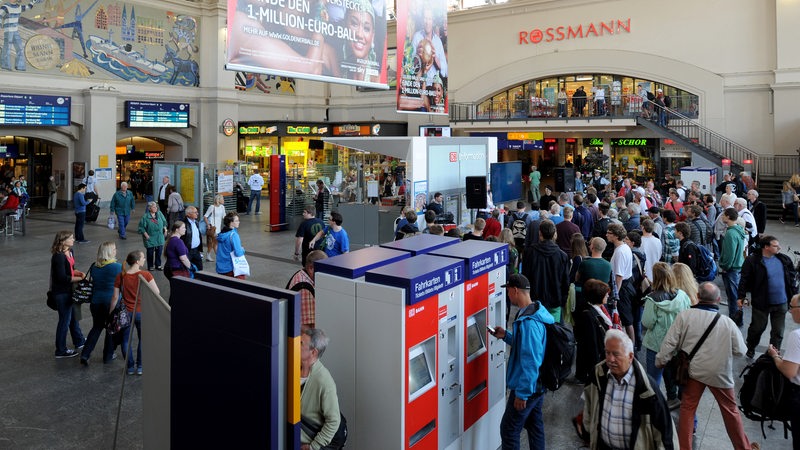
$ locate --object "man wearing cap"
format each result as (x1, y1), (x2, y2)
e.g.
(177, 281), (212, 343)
(490, 273), (554, 450)
(647, 206), (664, 237)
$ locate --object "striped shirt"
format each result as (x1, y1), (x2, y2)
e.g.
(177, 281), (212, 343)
(601, 364), (636, 450)
(0, 2), (37, 33)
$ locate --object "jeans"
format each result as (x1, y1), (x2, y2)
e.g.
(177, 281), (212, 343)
(74, 212), (86, 241)
(121, 311), (142, 370)
(633, 304), (643, 350)
(1, 30), (25, 70)
(645, 349), (678, 400)
(81, 302), (113, 362)
(500, 391), (545, 450)
(49, 192), (57, 209)
(721, 270), (741, 320)
(55, 292), (84, 355)
(747, 302), (788, 352)
(146, 245), (163, 270)
(678, 378), (751, 450)
(116, 214), (130, 238)
(248, 190), (261, 213)
(531, 184), (540, 204)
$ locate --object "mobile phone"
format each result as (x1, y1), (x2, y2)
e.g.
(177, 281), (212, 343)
(487, 325), (496, 334)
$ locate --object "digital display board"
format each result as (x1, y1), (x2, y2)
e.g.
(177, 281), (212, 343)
(125, 101), (190, 128)
(0, 93), (71, 126)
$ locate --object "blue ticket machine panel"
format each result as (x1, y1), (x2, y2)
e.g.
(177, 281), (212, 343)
(366, 255), (465, 450)
(379, 233), (460, 256)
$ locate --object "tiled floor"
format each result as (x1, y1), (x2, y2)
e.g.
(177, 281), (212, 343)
(1, 202), (798, 449)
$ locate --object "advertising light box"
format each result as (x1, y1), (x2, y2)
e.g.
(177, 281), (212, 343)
(126, 101), (190, 128)
(365, 254), (464, 305)
(0, 93), (70, 126)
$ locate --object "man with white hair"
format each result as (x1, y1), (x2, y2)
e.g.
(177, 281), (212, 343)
(110, 181), (136, 240)
(747, 190), (767, 235)
(582, 329), (677, 449)
(734, 197), (757, 247)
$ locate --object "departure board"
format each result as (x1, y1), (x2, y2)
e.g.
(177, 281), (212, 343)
(0, 93), (71, 126)
(126, 101), (190, 128)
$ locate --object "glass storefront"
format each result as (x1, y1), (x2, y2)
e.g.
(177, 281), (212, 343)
(476, 73), (699, 120)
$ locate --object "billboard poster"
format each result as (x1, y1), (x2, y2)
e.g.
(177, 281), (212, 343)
(396, 0), (448, 115)
(226, 0), (389, 89)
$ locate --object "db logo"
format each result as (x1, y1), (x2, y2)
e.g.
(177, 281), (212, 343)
(449, 152), (458, 162)
(408, 308), (415, 318)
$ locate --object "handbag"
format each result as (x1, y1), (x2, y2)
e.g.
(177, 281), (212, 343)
(793, 193), (799, 203)
(198, 218), (207, 235)
(300, 412), (347, 450)
(232, 251), (250, 277)
(72, 263), (95, 304)
(674, 313), (721, 386)
(107, 214), (116, 230)
(106, 276), (131, 334)
(46, 290), (57, 311)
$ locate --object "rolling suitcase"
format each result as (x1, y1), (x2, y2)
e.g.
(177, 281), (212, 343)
(86, 202), (100, 222)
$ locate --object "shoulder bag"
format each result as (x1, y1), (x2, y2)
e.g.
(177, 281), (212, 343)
(72, 263), (95, 304)
(107, 274), (131, 334)
(232, 251), (250, 277)
(300, 412), (347, 450)
(207, 208), (217, 238)
(673, 313), (721, 385)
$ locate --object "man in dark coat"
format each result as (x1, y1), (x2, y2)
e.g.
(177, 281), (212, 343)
(521, 219), (570, 322)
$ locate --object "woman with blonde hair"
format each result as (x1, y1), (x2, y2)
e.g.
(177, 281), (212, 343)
(780, 181), (798, 226)
(642, 262), (691, 405)
(204, 194), (226, 261)
(80, 241), (122, 365)
(50, 230), (86, 358)
(112, 250), (159, 375)
(671, 262), (698, 305)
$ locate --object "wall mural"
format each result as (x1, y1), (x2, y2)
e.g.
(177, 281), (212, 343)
(0, 0), (200, 86)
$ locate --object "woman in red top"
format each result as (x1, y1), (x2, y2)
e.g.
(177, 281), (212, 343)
(665, 188), (685, 221)
(112, 250), (159, 375)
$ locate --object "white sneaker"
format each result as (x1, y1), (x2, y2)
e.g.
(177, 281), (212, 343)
(206, 256), (214, 262)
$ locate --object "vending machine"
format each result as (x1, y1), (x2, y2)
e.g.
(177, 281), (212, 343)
(269, 154), (286, 231)
(357, 255), (465, 450)
(430, 240), (508, 450)
(314, 247), (412, 442)
(380, 233), (460, 256)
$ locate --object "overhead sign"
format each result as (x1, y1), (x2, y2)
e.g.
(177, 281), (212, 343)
(126, 101), (190, 128)
(610, 138), (653, 146)
(519, 18), (632, 45)
(226, 0), (389, 89)
(395, 0), (448, 115)
(0, 93), (70, 127)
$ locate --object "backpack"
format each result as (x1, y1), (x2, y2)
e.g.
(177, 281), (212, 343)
(509, 212), (528, 241)
(664, 95), (672, 107)
(646, 90), (655, 101)
(738, 354), (796, 439)
(285, 270), (315, 296)
(694, 243), (718, 282)
(536, 302), (576, 391)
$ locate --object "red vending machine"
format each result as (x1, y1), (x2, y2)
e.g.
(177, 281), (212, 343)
(268, 154), (286, 231)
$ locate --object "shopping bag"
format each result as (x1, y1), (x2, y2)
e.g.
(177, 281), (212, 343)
(107, 214), (116, 230)
(231, 252), (250, 277)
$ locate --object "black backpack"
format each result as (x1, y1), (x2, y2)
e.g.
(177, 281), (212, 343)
(646, 90), (655, 101)
(738, 354), (796, 439)
(535, 302), (576, 391)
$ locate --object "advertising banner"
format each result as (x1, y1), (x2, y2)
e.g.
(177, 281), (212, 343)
(226, 0), (389, 89)
(396, 0), (448, 115)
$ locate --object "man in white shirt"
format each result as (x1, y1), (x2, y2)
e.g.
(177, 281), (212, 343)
(734, 197), (758, 247)
(247, 169), (265, 215)
(639, 219), (662, 279)
(157, 176), (171, 218)
(608, 223), (635, 343)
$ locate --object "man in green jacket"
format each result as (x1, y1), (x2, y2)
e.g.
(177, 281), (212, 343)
(718, 208), (747, 326)
(110, 182), (136, 239)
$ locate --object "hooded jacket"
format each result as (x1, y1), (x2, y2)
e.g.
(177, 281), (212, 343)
(215, 228), (244, 274)
(641, 289), (692, 353)
(502, 302), (554, 401)
(521, 240), (570, 310)
(718, 224), (746, 271)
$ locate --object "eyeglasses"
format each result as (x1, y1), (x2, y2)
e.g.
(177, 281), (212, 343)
(789, 304), (798, 310)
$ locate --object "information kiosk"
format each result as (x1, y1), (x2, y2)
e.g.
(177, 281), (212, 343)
(429, 240), (509, 450)
(358, 255), (465, 450)
(314, 247), (413, 442)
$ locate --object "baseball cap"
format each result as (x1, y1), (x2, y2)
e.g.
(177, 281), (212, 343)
(501, 273), (531, 290)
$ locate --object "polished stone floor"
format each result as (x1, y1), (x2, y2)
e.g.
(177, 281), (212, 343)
(1, 202), (798, 449)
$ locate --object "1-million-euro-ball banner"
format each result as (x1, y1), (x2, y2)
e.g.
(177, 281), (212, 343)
(1, 0), (200, 86)
(226, 0), (389, 89)
(395, 0), (447, 115)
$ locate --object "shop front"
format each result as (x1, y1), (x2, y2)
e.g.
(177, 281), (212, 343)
(609, 138), (657, 181)
(114, 142), (165, 198)
(659, 139), (693, 177)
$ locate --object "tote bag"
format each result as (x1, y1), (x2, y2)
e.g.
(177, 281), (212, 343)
(231, 252), (250, 277)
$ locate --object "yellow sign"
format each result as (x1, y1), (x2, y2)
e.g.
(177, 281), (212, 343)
(99, 155), (109, 168)
(507, 132), (544, 140)
(180, 168), (196, 203)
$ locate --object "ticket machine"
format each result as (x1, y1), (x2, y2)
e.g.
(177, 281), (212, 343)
(314, 247), (412, 442)
(430, 240), (508, 450)
(380, 233), (460, 256)
(358, 255), (465, 450)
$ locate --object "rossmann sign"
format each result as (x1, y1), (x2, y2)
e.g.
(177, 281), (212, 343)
(519, 18), (631, 45)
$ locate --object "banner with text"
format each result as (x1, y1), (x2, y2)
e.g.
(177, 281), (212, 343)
(395, 0), (448, 115)
(227, 0), (389, 89)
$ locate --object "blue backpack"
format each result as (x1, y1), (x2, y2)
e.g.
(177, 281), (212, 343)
(695, 243), (717, 282)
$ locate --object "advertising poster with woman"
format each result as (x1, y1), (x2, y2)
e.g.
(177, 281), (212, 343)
(396, 0), (448, 115)
(226, 0), (389, 89)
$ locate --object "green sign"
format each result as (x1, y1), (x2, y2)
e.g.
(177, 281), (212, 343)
(583, 138), (604, 146)
(611, 138), (653, 146)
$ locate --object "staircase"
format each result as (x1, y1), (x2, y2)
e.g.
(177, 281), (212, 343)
(757, 177), (788, 221)
(636, 107), (759, 173)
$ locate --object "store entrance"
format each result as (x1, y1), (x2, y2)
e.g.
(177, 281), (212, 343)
(115, 137), (177, 199)
(0, 136), (59, 207)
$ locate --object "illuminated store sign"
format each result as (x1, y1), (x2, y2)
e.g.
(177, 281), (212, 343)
(519, 18), (631, 45)
(611, 138), (653, 146)
(287, 125), (327, 135)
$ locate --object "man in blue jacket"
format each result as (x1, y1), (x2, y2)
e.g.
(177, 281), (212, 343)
(490, 273), (553, 450)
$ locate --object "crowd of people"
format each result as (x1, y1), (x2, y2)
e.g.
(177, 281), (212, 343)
(429, 169), (799, 449)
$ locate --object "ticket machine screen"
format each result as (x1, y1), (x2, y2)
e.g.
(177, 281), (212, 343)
(466, 314), (487, 362)
(408, 342), (435, 401)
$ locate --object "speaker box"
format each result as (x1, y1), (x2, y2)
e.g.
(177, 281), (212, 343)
(308, 139), (324, 150)
(465, 176), (487, 209)
(554, 168), (576, 192)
